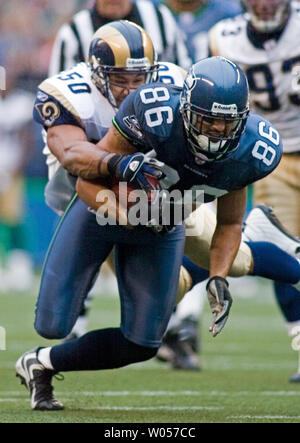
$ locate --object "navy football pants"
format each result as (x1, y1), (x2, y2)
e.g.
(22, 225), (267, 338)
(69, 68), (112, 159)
(35, 196), (185, 347)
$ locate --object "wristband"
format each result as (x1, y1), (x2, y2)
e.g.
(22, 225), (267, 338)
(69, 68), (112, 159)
(206, 276), (229, 291)
(107, 154), (124, 176)
(97, 151), (112, 176)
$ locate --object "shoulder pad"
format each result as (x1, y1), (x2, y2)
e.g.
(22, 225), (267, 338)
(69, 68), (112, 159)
(158, 62), (187, 87)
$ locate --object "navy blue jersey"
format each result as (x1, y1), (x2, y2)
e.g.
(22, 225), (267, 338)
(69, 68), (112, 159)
(114, 82), (283, 202)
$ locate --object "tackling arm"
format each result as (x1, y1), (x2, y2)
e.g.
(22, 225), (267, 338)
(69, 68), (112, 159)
(47, 124), (136, 180)
(76, 125), (138, 225)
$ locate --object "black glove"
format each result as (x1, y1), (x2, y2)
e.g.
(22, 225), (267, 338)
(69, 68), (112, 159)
(206, 276), (232, 337)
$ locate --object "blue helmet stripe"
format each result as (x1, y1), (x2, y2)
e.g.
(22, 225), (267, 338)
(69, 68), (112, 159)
(89, 39), (115, 66)
(110, 21), (144, 59)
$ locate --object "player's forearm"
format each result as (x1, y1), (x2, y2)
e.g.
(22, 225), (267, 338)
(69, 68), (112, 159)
(47, 125), (116, 180)
(58, 141), (115, 179)
(209, 223), (242, 278)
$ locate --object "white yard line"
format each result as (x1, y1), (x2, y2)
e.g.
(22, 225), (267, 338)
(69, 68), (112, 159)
(79, 406), (222, 411)
(230, 415), (300, 420)
(3, 390), (300, 397)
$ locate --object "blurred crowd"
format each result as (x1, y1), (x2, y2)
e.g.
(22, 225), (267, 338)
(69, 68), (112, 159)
(0, 0), (90, 78)
(0, 0), (91, 291)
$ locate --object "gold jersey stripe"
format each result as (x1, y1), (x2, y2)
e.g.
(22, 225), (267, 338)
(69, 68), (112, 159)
(38, 80), (83, 126)
(177, 66), (187, 81)
(208, 26), (220, 57)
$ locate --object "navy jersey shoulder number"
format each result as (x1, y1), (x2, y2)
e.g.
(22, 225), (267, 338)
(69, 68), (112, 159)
(234, 112), (282, 184)
(114, 82), (180, 150)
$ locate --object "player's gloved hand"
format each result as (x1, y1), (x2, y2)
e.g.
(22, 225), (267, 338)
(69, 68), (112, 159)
(145, 189), (175, 235)
(107, 152), (165, 192)
(206, 276), (232, 337)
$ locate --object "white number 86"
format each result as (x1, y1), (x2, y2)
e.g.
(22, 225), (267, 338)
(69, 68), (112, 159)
(140, 87), (173, 128)
(252, 121), (280, 166)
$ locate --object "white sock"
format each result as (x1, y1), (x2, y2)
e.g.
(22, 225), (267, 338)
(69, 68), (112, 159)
(176, 281), (206, 320)
(38, 347), (54, 370)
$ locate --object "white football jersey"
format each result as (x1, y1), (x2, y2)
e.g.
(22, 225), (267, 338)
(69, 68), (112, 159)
(37, 61), (186, 214)
(209, 5), (300, 152)
(39, 62), (115, 178)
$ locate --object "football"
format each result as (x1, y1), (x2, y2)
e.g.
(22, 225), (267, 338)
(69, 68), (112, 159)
(110, 175), (160, 209)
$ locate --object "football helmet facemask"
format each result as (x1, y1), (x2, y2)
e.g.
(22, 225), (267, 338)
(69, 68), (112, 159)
(88, 20), (159, 108)
(242, 0), (292, 33)
(180, 56), (249, 163)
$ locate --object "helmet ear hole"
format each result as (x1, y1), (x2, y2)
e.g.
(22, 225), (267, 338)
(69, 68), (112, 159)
(180, 57), (249, 162)
(88, 20), (159, 107)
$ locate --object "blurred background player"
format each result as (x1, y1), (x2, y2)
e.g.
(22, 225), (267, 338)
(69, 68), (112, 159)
(163, 0), (242, 62)
(208, 0), (300, 382)
(0, 1), (93, 291)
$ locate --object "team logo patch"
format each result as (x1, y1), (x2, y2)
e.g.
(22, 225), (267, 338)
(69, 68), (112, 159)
(35, 101), (61, 127)
(37, 90), (49, 102)
(129, 160), (140, 172)
(123, 115), (144, 139)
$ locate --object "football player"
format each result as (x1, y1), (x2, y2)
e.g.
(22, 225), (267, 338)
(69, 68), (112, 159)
(16, 52), (300, 411)
(208, 0), (300, 381)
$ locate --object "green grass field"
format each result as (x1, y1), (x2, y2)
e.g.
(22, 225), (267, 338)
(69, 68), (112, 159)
(1, 277), (300, 423)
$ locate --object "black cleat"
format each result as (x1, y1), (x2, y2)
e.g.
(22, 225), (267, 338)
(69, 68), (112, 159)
(16, 347), (64, 411)
(157, 331), (201, 371)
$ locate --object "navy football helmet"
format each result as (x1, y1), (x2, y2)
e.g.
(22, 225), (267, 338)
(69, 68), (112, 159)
(242, 0), (291, 33)
(88, 20), (159, 107)
(180, 56), (249, 162)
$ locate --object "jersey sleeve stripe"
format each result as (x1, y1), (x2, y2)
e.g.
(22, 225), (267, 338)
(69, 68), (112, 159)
(208, 26), (220, 57)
